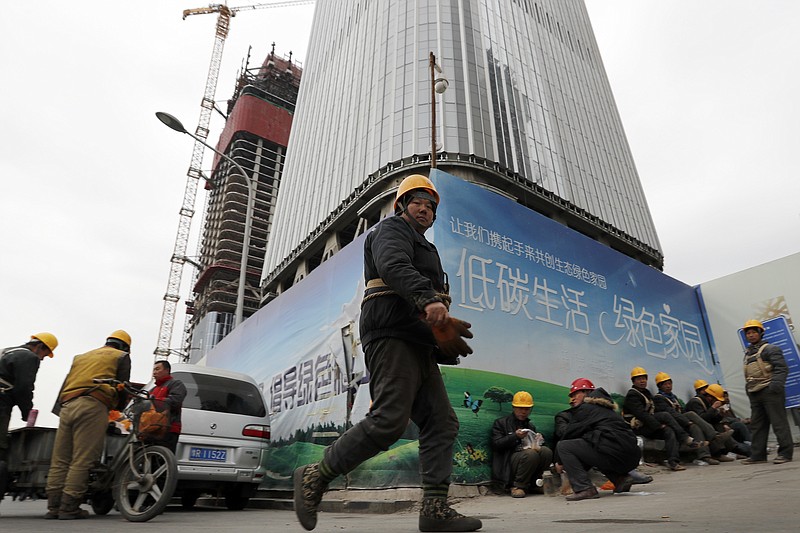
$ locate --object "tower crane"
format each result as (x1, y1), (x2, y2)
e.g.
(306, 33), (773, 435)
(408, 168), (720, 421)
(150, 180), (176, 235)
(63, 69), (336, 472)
(154, 0), (314, 361)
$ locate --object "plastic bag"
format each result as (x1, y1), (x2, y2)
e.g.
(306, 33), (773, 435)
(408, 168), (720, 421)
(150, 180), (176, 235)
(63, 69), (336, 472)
(137, 402), (169, 440)
(521, 429), (544, 451)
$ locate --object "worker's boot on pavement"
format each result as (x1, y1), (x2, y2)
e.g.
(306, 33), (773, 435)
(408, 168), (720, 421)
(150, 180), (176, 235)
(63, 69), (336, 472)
(293, 463), (329, 531)
(612, 475), (635, 493)
(565, 486), (600, 501)
(628, 470), (653, 484)
(44, 490), (61, 519)
(58, 493), (89, 520)
(419, 497), (482, 532)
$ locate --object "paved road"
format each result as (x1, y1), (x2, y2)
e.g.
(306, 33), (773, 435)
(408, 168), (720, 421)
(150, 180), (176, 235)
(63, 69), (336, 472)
(2, 457), (798, 532)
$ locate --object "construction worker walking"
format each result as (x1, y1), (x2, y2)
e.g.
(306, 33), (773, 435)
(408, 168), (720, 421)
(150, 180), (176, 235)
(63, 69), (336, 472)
(45, 330), (132, 519)
(293, 174), (479, 532)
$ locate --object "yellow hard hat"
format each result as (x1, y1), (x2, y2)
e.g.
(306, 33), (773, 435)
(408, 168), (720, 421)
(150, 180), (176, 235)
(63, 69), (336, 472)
(742, 319), (764, 332)
(31, 332), (58, 357)
(107, 329), (132, 348)
(693, 379), (709, 392)
(630, 366), (647, 379)
(654, 372), (671, 385)
(393, 174), (440, 212)
(512, 391), (534, 408)
(705, 383), (725, 401)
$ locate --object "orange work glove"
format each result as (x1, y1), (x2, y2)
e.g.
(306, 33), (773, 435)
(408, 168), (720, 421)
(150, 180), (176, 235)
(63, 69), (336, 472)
(432, 317), (474, 364)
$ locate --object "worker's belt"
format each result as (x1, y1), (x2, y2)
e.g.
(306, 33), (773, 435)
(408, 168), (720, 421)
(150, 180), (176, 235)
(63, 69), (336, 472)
(60, 387), (112, 409)
(366, 278), (390, 290)
(362, 278), (452, 309)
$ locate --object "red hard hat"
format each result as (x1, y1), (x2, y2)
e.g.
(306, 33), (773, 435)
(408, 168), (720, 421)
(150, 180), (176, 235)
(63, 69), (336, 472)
(569, 378), (595, 395)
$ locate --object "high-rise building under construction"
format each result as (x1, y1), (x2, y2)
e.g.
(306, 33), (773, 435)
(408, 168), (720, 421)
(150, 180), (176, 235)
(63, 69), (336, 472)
(188, 50), (302, 360)
(259, 0), (662, 301)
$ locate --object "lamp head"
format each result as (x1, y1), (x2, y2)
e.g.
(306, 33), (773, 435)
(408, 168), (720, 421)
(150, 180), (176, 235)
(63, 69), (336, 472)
(155, 111), (187, 134)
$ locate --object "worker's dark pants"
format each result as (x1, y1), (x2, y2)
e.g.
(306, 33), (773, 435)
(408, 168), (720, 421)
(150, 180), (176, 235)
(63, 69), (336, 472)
(557, 439), (629, 493)
(635, 412), (686, 463)
(662, 410), (711, 459)
(724, 419), (752, 455)
(0, 404), (11, 463)
(510, 447), (553, 489)
(324, 337), (459, 487)
(748, 388), (793, 460)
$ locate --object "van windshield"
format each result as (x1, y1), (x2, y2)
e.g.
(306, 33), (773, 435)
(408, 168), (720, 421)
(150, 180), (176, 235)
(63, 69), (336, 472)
(173, 372), (267, 417)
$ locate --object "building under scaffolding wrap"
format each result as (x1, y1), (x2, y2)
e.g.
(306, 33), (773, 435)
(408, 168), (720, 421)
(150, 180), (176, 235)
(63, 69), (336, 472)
(187, 50), (302, 361)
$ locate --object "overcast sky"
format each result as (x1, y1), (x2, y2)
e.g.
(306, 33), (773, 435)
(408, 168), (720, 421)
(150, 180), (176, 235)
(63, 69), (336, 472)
(2, 1), (798, 428)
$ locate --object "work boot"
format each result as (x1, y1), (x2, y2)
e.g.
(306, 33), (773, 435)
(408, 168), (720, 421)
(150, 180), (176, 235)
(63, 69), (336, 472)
(668, 460), (686, 471)
(293, 463), (328, 531)
(710, 429), (734, 445)
(684, 437), (701, 449)
(565, 486), (599, 501)
(419, 497), (482, 532)
(510, 487), (525, 498)
(44, 490), (61, 519)
(58, 493), (89, 520)
(628, 470), (653, 484)
(612, 475), (634, 493)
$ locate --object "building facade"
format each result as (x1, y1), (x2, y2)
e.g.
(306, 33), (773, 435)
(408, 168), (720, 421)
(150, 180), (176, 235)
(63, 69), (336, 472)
(261, 0), (662, 301)
(188, 51), (301, 360)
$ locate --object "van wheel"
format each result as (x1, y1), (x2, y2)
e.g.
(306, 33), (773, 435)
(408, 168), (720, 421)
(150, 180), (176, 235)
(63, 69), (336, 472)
(181, 490), (200, 510)
(224, 486), (249, 510)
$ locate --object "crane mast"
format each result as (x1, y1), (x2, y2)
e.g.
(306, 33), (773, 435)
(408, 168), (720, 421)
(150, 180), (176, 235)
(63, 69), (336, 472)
(154, 6), (232, 360)
(155, 0), (314, 361)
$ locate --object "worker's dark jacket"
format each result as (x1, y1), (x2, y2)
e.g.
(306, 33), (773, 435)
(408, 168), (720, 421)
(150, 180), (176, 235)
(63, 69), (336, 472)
(685, 395), (723, 425)
(0, 346), (41, 420)
(360, 215), (447, 348)
(654, 391), (694, 427)
(622, 386), (662, 432)
(552, 406), (576, 464)
(490, 413), (541, 487)
(562, 388), (641, 471)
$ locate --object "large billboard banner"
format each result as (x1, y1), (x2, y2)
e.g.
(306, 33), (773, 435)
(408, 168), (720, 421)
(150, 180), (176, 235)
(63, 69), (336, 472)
(205, 169), (724, 489)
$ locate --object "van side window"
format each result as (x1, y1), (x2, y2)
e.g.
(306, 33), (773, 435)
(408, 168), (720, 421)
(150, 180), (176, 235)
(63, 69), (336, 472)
(173, 372), (266, 417)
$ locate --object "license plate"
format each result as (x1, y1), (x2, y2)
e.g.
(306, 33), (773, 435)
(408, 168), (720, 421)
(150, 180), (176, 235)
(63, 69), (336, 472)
(189, 447), (227, 462)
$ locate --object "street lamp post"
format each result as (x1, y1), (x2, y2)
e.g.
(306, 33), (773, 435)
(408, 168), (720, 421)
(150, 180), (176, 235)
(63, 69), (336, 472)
(156, 111), (255, 328)
(429, 52), (449, 168)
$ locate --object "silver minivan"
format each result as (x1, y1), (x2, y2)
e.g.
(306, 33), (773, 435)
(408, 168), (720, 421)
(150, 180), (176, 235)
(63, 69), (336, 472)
(169, 364), (270, 510)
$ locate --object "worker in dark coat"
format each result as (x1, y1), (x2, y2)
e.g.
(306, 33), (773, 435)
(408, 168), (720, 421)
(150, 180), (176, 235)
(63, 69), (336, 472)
(292, 174), (480, 533)
(557, 384), (641, 501)
(1, 333), (58, 462)
(739, 319), (793, 465)
(491, 391), (553, 497)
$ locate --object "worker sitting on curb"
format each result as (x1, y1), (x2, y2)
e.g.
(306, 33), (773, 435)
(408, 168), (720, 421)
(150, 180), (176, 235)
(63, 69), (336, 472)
(685, 383), (751, 461)
(653, 372), (733, 465)
(622, 367), (700, 471)
(491, 391), (553, 498)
